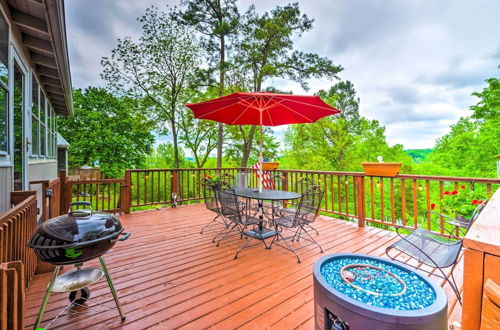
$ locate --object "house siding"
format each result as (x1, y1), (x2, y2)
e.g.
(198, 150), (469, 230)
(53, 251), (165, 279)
(0, 166), (12, 213)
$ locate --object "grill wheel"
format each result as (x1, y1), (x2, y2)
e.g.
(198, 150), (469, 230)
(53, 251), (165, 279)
(69, 287), (90, 305)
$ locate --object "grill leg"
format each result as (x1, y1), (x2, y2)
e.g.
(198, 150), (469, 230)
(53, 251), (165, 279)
(33, 266), (61, 330)
(99, 256), (125, 320)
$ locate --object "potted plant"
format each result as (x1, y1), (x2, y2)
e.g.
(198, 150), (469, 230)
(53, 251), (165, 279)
(439, 186), (485, 220)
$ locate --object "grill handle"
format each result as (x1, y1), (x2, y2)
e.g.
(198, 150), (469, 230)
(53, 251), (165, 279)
(69, 201), (93, 215)
(111, 232), (130, 244)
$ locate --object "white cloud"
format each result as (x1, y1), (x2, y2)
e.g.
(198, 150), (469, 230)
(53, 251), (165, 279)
(66, 0), (500, 150)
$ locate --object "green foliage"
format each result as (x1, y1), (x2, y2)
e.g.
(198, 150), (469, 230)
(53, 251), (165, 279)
(102, 6), (201, 168)
(144, 143), (191, 169)
(58, 88), (155, 178)
(224, 125), (279, 164)
(283, 80), (413, 172)
(405, 149), (433, 163)
(235, 3), (342, 92)
(423, 67), (499, 178)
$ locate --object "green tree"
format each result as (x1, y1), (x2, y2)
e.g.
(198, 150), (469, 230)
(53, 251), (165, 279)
(426, 69), (500, 177)
(234, 3), (343, 167)
(283, 81), (412, 171)
(145, 143), (190, 169)
(58, 88), (155, 178)
(102, 6), (201, 168)
(176, 0), (240, 168)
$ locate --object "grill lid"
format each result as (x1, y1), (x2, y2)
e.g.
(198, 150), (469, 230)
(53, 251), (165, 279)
(41, 203), (123, 243)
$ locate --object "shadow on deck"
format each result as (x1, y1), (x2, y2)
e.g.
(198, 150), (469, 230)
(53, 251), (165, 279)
(25, 203), (462, 329)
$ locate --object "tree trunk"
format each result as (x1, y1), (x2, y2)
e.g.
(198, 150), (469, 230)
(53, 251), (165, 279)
(216, 36), (225, 168)
(171, 118), (179, 168)
(217, 123), (223, 167)
(240, 82), (261, 167)
(241, 125), (256, 167)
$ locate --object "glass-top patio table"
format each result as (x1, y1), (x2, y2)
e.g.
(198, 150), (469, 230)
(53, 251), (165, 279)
(234, 188), (301, 243)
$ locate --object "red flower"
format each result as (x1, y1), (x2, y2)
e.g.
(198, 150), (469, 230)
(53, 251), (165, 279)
(460, 185), (466, 189)
(471, 200), (478, 205)
(430, 203), (436, 210)
(451, 190), (458, 195)
(444, 191), (451, 195)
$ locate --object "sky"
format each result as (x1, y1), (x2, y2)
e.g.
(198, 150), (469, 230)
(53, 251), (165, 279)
(65, 0), (500, 150)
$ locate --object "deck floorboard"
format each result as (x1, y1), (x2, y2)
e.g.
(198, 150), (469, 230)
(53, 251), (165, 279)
(24, 204), (462, 329)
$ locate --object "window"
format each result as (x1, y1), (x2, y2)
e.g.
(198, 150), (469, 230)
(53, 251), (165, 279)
(31, 77), (39, 155)
(40, 92), (46, 156)
(0, 11), (8, 154)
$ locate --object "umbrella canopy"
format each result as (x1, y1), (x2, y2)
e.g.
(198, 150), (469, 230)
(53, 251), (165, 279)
(185, 92), (340, 126)
(185, 92), (341, 192)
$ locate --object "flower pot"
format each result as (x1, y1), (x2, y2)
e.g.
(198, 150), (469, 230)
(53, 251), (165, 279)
(262, 162), (279, 171)
(361, 162), (402, 177)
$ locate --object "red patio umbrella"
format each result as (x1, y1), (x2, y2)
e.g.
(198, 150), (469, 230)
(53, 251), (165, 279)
(185, 92), (341, 191)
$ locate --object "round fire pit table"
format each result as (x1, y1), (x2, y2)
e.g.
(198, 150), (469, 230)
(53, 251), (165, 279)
(313, 253), (448, 330)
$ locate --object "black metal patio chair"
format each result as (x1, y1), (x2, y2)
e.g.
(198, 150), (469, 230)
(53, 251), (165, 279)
(200, 182), (228, 234)
(272, 177), (320, 235)
(213, 188), (261, 248)
(385, 201), (487, 304)
(271, 184), (325, 263)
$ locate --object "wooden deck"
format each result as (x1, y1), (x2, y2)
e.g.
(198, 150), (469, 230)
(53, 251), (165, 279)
(25, 204), (462, 329)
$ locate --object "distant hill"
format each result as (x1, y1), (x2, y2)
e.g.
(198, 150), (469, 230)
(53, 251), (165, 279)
(405, 149), (433, 163)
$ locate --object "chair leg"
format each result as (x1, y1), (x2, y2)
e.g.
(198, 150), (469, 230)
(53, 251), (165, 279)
(234, 236), (253, 259)
(201, 214), (223, 234)
(292, 226), (302, 242)
(214, 222), (239, 246)
(301, 225), (323, 253)
(306, 223), (319, 235)
(270, 230), (301, 263)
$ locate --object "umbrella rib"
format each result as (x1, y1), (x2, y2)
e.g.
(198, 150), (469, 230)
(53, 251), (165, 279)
(266, 108), (274, 126)
(186, 94), (247, 106)
(277, 102), (317, 122)
(230, 104), (253, 125)
(273, 96), (340, 112)
(195, 99), (253, 119)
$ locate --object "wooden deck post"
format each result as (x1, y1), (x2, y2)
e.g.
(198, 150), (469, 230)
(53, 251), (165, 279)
(355, 176), (365, 227)
(122, 170), (132, 214)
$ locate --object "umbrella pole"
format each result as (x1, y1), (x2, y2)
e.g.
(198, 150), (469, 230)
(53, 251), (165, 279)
(259, 123), (263, 193)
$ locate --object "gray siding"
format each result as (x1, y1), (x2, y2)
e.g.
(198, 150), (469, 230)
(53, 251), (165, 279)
(0, 166), (12, 213)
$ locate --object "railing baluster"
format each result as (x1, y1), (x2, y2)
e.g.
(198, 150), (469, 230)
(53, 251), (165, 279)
(401, 179), (406, 226)
(379, 178), (384, 223)
(412, 179), (418, 228)
(390, 178), (395, 224)
(425, 180), (431, 230)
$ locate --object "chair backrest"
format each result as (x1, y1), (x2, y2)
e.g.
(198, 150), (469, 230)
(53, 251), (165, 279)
(219, 173), (237, 188)
(294, 177), (315, 195)
(202, 183), (219, 213)
(218, 188), (242, 222)
(294, 184), (324, 226)
(466, 200), (488, 232)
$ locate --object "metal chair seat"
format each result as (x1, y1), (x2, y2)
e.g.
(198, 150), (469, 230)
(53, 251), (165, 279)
(388, 230), (462, 268)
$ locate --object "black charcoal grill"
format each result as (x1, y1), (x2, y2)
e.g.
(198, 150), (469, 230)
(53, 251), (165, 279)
(28, 201), (129, 265)
(29, 202), (130, 329)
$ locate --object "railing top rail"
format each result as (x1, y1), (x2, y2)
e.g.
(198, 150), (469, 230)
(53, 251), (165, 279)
(66, 178), (124, 184)
(106, 167), (500, 184)
(395, 174), (500, 184)
(127, 167), (247, 173)
(0, 194), (36, 224)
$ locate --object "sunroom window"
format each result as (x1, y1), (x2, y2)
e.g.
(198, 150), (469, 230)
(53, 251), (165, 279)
(0, 10), (8, 154)
(31, 77), (39, 156)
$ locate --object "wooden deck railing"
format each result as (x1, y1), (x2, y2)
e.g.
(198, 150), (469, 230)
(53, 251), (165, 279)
(0, 194), (38, 287)
(57, 167), (500, 236)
